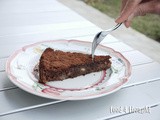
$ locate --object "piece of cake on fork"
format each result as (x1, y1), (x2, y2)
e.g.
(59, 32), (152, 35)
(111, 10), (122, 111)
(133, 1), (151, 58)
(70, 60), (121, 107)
(39, 48), (111, 84)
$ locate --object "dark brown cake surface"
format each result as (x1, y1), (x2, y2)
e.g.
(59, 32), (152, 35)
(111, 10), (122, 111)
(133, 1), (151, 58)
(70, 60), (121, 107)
(39, 48), (111, 83)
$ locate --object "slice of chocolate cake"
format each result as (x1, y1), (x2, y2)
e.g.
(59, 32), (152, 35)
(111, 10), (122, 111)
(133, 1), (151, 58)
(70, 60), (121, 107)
(39, 48), (111, 83)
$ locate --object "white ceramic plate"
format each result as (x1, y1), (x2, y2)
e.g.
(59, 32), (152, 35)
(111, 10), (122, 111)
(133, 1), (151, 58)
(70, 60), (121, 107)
(6, 40), (131, 100)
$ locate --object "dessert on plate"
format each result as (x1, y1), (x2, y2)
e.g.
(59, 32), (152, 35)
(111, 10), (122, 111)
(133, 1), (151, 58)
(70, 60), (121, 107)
(39, 48), (111, 83)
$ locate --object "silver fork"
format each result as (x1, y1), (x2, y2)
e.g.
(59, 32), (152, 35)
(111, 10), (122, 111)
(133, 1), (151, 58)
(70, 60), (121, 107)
(91, 23), (122, 61)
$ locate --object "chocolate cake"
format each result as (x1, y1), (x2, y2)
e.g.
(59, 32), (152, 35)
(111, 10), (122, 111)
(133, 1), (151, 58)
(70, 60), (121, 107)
(39, 48), (111, 83)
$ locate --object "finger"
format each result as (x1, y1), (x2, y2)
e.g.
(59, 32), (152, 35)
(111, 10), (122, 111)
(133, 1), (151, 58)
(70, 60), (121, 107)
(130, 1), (159, 19)
(124, 0), (159, 28)
(124, 6), (146, 28)
(124, 21), (129, 28)
(123, 13), (134, 27)
(120, 0), (128, 12)
(142, 0), (160, 14)
(123, 19), (131, 28)
(119, 0), (131, 27)
(116, 0), (142, 23)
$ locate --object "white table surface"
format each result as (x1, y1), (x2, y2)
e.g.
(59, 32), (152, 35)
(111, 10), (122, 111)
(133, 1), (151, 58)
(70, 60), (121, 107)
(0, 0), (160, 120)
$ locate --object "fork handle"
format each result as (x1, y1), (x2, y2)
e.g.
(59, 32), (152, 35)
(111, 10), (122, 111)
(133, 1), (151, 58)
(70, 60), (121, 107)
(104, 23), (122, 33)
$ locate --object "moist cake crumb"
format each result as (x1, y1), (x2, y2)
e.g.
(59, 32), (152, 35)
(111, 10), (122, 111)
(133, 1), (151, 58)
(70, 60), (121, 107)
(39, 48), (111, 83)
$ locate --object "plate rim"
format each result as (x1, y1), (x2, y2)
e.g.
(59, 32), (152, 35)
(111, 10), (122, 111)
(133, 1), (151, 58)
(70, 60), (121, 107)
(6, 39), (132, 100)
